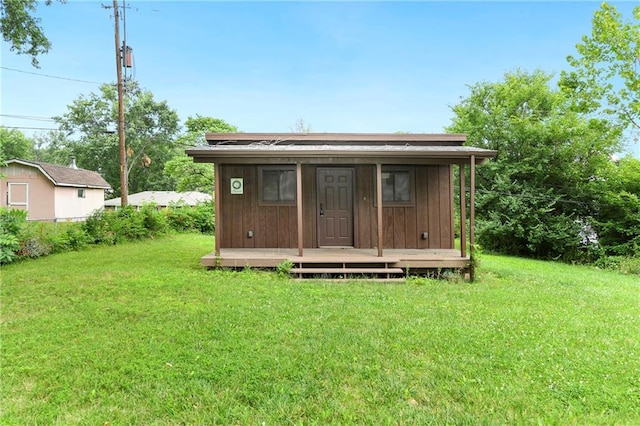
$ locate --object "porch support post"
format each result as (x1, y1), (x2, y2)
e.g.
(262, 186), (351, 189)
(459, 164), (467, 258)
(469, 155), (476, 282)
(296, 162), (303, 257)
(214, 162), (221, 258)
(376, 163), (384, 257)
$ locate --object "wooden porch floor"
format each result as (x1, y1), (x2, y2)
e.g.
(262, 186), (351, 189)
(201, 248), (470, 271)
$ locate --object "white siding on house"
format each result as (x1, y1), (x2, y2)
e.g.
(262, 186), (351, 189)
(53, 186), (105, 220)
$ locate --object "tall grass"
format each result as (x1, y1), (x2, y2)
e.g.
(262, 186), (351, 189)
(2, 234), (639, 424)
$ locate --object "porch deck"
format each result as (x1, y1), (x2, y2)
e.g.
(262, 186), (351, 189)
(201, 248), (470, 278)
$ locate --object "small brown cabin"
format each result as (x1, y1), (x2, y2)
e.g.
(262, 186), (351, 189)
(186, 133), (496, 279)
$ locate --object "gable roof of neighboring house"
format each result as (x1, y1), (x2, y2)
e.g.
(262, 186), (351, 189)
(104, 191), (212, 207)
(6, 159), (111, 189)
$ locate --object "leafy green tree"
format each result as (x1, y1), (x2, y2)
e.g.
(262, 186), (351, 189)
(448, 69), (621, 261)
(0, 127), (35, 163)
(561, 2), (640, 132)
(175, 115), (237, 148)
(0, 0), (64, 67)
(55, 81), (180, 196)
(32, 130), (72, 164)
(164, 115), (237, 193)
(592, 156), (640, 257)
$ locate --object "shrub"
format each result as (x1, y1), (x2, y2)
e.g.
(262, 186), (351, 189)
(164, 202), (215, 233)
(48, 225), (89, 253)
(0, 233), (20, 264)
(17, 237), (52, 258)
(595, 255), (640, 276)
(191, 202), (215, 233)
(106, 206), (148, 241)
(619, 257), (640, 275)
(0, 208), (26, 264)
(593, 190), (640, 258)
(139, 203), (169, 235)
(85, 206), (172, 245)
(164, 206), (195, 232)
(83, 210), (115, 245)
(3, 202), (211, 264)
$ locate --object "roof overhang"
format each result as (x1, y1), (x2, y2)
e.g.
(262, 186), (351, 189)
(4, 159), (111, 189)
(186, 144), (497, 165)
(204, 132), (468, 146)
(188, 133), (496, 165)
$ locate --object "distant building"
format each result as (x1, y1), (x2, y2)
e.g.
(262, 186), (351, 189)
(104, 191), (212, 210)
(1, 158), (111, 221)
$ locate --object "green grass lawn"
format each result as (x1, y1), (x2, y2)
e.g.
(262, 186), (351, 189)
(2, 234), (639, 424)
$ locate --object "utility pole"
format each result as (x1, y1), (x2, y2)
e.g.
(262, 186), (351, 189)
(113, 0), (128, 206)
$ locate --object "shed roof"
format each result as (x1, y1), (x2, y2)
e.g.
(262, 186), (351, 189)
(204, 132), (467, 146)
(187, 133), (497, 165)
(6, 159), (111, 189)
(104, 191), (212, 207)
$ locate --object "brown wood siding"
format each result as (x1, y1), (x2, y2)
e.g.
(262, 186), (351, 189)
(302, 166), (317, 248)
(219, 163), (453, 250)
(426, 166), (441, 248)
(220, 165), (298, 249)
(355, 164), (453, 250)
(355, 166), (373, 248)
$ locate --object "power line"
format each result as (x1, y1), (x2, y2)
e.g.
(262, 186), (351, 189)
(0, 126), (60, 131)
(0, 114), (55, 122)
(0, 66), (102, 85)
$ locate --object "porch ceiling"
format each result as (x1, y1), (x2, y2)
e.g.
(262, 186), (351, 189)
(186, 144), (497, 164)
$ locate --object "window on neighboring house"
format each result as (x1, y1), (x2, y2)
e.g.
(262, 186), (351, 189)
(259, 166), (296, 204)
(381, 167), (413, 204)
(78, 189), (86, 198)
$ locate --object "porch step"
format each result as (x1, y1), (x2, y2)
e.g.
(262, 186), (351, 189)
(293, 278), (405, 283)
(290, 265), (405, 281)
(290, 268), (404, 274)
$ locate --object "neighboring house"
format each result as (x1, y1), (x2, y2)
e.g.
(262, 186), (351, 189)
(186, 133), (497, 279)
(0, 158), (111, 221)
(104, 191), (212, 209)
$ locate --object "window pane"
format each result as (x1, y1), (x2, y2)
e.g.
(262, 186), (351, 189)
(394, 171), (410, 202)
(261, 168), (296, 203)
(279, 170), (296, 201)
(382, 172), (394, 202)
(262, 170), (280, 201)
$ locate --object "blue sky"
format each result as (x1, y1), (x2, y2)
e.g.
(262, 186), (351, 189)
(1, 1), (638, 156)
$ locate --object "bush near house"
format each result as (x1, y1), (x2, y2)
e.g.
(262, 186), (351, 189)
(163, 201), (215, 233)
(0, 202), (215, 264)
(0, 208), (26, 264)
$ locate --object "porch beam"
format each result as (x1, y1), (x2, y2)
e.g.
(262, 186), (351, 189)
(296, 162), (303, 257)
(214, 162), (221, 257)
(450, 166), (455, 250)
(469, 155), (476, 281)
(376, 163), (384, 257)
(459, 164), (467, 258)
